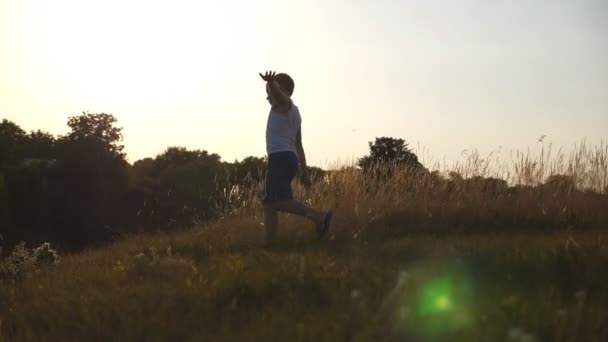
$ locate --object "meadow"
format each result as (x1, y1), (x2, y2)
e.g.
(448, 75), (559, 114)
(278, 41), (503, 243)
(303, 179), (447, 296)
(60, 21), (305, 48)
(1, 142), (607, 342)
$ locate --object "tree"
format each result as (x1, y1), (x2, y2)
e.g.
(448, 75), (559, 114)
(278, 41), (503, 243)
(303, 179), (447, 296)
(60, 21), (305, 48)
(0, 171), (9, 234)
(23, 130), (56, 160)
(64, 112), (124, 156)
(358, 137), (422, 171)
(49, 112), (129, 249)
(0, 119), (26, 168)
(129, 147), (227, 231)
(0, 121), (59, 248)
(155, 147), (220, 169)
(226, 156), (267, 185)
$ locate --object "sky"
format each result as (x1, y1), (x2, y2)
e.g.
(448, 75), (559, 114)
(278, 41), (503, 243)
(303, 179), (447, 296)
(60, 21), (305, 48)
(1, 0), (607, 167)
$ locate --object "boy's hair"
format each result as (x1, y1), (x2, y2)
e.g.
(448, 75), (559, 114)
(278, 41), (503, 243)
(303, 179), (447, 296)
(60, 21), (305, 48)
(275, 73), (295, 96)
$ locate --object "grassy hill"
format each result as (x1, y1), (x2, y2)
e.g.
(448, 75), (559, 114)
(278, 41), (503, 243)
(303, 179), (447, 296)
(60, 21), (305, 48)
(1, 217), (607, 341)
(2, 147), (608, 341)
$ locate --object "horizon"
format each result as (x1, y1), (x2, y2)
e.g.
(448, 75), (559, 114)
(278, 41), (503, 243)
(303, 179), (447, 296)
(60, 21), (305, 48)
(1, 0), (607, 167)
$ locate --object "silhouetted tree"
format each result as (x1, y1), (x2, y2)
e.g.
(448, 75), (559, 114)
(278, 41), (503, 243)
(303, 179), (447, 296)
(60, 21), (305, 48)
(129, 147), (227, 231)
(226, 156), (267, 185)
(48, 113), (129, 249)
(4, 160), (57, 244)
(0, 119), (26, 168)
(23, 130), (56, 160)
(0, 121), (58, 247)
(0, 171), (9, 238)
(63, 112), (124, 156)
(358, 137), (422, 172)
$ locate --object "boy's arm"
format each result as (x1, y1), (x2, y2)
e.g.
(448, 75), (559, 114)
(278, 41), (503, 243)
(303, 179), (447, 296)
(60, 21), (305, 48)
(296, 127), (312, 189)
(259, 71), (290, 106)
(268, 80), (290, 106)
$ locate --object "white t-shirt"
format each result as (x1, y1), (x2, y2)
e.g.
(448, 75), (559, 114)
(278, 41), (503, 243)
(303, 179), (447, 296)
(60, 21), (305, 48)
(266, 101), (302, 155)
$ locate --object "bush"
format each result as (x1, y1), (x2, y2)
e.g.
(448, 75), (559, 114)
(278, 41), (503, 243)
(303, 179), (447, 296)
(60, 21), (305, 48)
(0, 242), (59, 280)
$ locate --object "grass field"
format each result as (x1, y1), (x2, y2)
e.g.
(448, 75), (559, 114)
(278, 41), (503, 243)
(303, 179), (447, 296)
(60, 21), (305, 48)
(1, 143), (607, 341)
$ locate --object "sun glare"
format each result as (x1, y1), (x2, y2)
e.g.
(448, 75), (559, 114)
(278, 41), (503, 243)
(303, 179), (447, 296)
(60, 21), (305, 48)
(29, 0), (228, 110)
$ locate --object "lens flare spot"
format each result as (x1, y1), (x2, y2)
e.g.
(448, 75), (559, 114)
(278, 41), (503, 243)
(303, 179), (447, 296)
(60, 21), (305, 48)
(419, 278), (453, 315)
(436, 295), (451, 311)
(391, 260), (475, 339)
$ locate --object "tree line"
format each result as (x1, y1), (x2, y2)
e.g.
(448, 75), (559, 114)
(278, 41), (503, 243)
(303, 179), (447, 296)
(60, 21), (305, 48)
(2, 112), (598, 253)
(1, 113), (280, 251)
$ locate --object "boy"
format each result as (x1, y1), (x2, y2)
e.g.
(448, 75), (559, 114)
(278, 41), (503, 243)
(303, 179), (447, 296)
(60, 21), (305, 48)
(259, 70), (332, 246)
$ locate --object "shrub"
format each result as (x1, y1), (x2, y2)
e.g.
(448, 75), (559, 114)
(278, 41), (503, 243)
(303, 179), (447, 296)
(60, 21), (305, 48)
(0, 242), (59, 280)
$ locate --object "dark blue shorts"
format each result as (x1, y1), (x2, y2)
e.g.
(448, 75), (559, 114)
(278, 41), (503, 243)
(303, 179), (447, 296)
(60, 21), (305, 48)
(263, 151), (299, 204)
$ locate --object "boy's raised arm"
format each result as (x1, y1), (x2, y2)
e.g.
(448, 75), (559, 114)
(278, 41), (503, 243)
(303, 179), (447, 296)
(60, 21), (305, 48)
(259, 71), (290, 106)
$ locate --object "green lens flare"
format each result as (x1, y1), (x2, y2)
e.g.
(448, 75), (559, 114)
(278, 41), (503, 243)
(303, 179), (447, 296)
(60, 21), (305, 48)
(435, 295), (451, 310)
(419, 278), (453, 314)
(392, 261), (476, 339)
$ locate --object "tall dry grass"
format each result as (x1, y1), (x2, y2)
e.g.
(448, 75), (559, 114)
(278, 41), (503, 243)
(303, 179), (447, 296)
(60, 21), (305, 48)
(226, 141), (608, 237)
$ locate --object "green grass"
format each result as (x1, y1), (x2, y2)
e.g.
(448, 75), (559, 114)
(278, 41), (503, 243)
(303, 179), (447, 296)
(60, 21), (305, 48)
(2, 215), (608, 342)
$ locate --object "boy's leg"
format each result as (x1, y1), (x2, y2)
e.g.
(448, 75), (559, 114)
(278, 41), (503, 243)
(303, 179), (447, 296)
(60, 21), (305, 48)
(269, 199), (325, 224)
(263, 204), (279, 245)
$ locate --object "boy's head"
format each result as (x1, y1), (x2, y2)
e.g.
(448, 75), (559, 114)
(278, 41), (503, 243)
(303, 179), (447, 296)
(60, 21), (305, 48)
(274, 73), (294, 96)
(266, 73), (295, 105)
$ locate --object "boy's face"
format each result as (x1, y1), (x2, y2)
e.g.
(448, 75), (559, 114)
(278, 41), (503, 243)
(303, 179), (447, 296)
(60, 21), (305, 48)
(265, 84), (275, 105)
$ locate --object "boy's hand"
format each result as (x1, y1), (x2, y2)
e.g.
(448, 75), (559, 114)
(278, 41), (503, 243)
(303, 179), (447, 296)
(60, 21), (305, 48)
(260, 70), (289, 106)
(259, 71), (277, 82)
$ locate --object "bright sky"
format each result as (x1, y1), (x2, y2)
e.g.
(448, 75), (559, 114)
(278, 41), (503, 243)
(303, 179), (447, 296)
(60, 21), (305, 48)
(1, 0), (607, 167)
